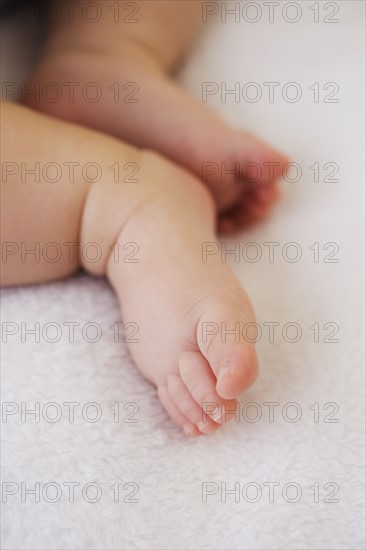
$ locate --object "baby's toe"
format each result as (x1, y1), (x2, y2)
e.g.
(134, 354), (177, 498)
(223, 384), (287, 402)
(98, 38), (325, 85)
(235, 131), (289, 186)
(157, 385), (201, 438)
(245, 181), (281, 218)
(179, 351), (238, 425)
(197, 308), (259, 400)
(218, 179), (282, 233)
(166, 373), (219, 434)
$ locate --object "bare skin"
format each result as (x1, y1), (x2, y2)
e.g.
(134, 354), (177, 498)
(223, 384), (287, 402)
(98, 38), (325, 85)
(1, 102), (258, 436)
(23, 0), (289, 232)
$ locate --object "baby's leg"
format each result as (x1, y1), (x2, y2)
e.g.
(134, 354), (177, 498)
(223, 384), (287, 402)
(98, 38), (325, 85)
(23, 0), (288, 230)
(1, 102), (91, 284)
(1, 101), (139, 284)
(2, 102), (258, 436)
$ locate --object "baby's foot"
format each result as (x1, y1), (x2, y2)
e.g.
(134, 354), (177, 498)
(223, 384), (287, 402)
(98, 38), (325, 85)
(84, 151), (258, 436)
(24, 37), (288, 230)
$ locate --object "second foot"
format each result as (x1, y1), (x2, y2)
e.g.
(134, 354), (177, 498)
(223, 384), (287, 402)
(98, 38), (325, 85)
(24, 42), (288, 232)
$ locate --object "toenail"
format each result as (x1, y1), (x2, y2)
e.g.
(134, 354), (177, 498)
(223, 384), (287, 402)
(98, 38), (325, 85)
(210, 409), (223, 423)
(197, 421), (213, 434)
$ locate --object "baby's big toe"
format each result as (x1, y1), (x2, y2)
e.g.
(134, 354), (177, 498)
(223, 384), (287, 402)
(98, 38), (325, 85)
(178, 351), (238, 427)
(235, 131), (289, 185)
(197, 307), (259, 401)
(215, 347), (258, 400)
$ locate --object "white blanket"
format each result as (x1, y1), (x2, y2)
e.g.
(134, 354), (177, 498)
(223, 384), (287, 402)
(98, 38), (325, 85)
(1, 2), (365, 548)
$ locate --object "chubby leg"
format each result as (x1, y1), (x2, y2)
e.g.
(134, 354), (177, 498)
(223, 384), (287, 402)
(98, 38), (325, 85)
(23, 0), (288, 230)
(1, 102), (258, 436)
(1, 101), (140, 284)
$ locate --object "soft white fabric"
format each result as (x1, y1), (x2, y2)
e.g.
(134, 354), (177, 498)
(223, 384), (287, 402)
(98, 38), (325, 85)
(1, 2), (365, 549)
